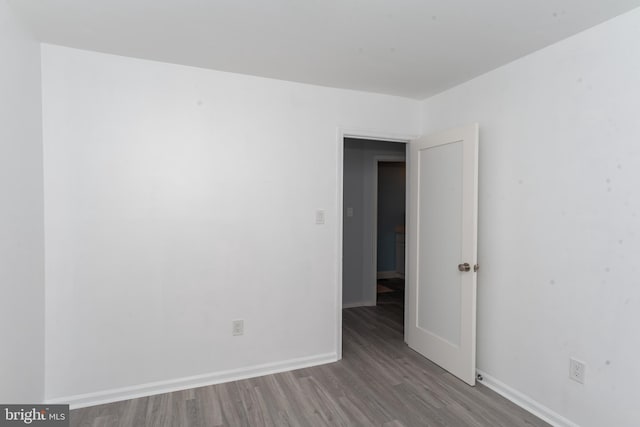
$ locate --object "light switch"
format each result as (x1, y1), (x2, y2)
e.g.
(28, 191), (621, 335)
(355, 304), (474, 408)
(315, 209), (325, 225)
(346, 207), (354, 217)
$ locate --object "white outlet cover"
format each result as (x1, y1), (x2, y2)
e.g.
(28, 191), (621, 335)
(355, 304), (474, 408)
(315, 209), (325, 224)
(569, 358), (586, 384)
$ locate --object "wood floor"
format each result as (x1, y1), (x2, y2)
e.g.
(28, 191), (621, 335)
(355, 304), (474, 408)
(70, 299), (548, 427)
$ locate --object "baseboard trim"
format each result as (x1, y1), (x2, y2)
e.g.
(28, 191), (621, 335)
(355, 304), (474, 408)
(342, 301), (376, 309)
(476, 370), (578, 427)
(376, 271), (403, 279)
(48, 352), (338, 410)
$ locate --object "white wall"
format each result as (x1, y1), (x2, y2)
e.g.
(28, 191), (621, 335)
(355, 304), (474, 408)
(0, 0), (44, 403)
(421, 8), (640, 427)
(342, 139), (406, 307)
(35, 7), (640, 422)
(41, 45), (420, 402)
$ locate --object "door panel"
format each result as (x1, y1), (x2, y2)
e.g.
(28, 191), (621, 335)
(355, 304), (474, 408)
(417, 141), (463, 346)
(406, 123), (479, 386)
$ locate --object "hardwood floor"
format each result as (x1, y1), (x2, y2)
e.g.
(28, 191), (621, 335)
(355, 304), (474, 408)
(70, 300), (548, 426)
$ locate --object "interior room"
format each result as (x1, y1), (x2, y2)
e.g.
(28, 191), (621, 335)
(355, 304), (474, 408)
(3, 1), (640, 426)
(375, 160), (406, 306)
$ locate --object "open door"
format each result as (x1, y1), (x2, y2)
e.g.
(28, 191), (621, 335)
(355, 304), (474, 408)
(406, 123), (479, 385)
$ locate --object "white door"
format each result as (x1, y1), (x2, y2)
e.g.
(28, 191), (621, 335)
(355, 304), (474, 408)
(406, 123), (479, 386)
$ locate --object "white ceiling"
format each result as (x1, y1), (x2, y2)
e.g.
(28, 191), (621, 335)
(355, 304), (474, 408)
(10, 0), (640, 99)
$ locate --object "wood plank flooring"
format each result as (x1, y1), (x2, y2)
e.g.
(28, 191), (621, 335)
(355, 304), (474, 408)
(70, 299), (548, 426)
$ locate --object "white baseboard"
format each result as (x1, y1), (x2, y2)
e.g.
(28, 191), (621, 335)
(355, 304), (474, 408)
(342, 301), (376, 309)
(48, 352), (338, 410)
(376, 271), (404, 280)
(476, 370), (579, 427)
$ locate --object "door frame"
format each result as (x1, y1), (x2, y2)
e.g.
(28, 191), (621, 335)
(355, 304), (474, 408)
(371, 155), (407, 305)
(336, 128), (416, 359)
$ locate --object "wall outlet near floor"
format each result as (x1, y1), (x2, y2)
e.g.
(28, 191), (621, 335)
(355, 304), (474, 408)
(569, 358), (586, 384)
(232, 319), (244, 336)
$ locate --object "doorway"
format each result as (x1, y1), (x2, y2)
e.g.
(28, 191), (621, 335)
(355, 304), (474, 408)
(337, 124), (479, 387)
(375, 160), (406, 310)
(341, 137), (407, 318)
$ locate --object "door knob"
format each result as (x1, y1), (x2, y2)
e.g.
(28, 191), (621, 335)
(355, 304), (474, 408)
(458, 263), (471, 272)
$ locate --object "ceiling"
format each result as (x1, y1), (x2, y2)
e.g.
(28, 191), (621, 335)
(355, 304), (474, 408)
(9, 0), (640, 99)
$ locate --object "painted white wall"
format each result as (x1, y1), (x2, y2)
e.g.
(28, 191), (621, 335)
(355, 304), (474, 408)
(41, 45), (420, 401)
(421, 8), (640, 427)
(0, 0), (44, 403)
(342, 140), (406, 307)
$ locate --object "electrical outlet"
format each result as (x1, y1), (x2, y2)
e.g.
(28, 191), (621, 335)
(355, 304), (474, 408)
(569, 358), (586, 384)
(315, 209), (325, 224)
(232, 319), (244, 336)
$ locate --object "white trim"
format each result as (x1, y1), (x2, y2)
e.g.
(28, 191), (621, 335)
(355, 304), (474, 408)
(341, 129), (417, 143)
(336, 128), (417, 361)
(336, 128), (344, 360)
(476, 370), (579, 427)
(376, 271), (404, 280)
(48, 353), (338, 410)
(342, 301), (376, 309)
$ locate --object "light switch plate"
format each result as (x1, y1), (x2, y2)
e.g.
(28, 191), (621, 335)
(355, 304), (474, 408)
(232, 319), (244, 336)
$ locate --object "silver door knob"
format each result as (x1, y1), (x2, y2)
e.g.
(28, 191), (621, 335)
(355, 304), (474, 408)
(458, 263), (471, 272)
